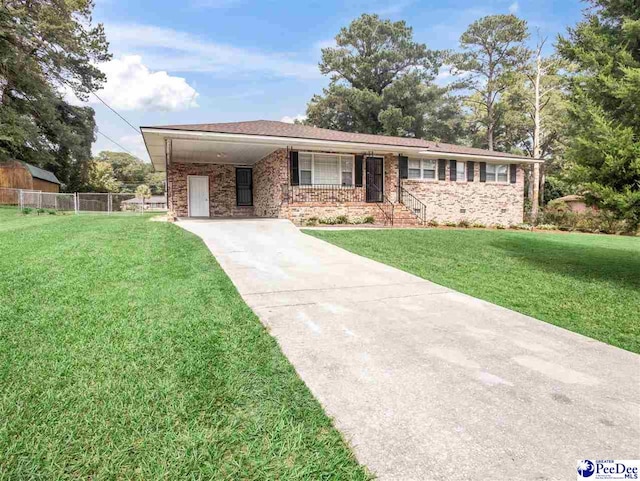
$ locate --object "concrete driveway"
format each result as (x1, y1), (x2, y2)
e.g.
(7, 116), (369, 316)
(178, 218), (640, 481)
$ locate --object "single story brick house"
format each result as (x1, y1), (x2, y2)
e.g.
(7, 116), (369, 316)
(140, 120), (541, 226)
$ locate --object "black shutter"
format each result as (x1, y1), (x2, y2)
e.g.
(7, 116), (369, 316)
(480, 162), (487, 182)
(355, 155), (363, 187)
(449, 160), (457, 181)
(467, 161), (474, 181)
(289, 151), (299, 186)
(398, 155), (408, 179)
(510, 164), (517, 183)
(438, 159), (446, 180)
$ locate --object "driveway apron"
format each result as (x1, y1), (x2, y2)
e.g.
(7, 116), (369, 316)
(178, 218), (640, 481)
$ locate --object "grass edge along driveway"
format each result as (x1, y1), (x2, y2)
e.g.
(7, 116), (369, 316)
(0, 209), (369, 480)
(305, 228), (640, 354)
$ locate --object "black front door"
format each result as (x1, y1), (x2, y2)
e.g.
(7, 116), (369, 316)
(366, 157), (384, 202)
(236, 168), (253, 206)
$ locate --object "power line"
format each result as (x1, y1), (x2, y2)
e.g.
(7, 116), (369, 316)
(96, 128), (137, 156)
(90, 91), (140, 134)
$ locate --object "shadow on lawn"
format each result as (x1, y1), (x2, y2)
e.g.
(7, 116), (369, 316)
(490, 234), (640, 290)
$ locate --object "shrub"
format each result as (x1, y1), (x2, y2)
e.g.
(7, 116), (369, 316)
(510, 223), (532, 231)
(471, 222), (486, 228)
(542, 204), (626, 234)
(363, 215), (375, 224)
(47, 209), (57, 215)
(319, 216), (349, 225)
(21, 208), (33, 215)
(348, 215), (375, 225)
(335, 215), (348, 224)
(305, 217), (319, 226)
(457, 219), (471, 228)
(36, 208), (45, 215)
(536, 224), (558, 231)
(495, 224), (506, 230)
(444, 221), (457, 227)
(427, 218), (439, 227)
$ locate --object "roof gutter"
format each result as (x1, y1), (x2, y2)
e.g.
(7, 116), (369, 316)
(140, 128), (542, 164)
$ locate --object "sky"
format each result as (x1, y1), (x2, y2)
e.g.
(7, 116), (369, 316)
(79, 0), (585, 161)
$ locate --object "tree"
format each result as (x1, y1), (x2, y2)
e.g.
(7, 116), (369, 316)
(88, 161), (119, 192)
(144, 172), (166, 195)
(94, 151), (154, 193)
(504, 36), (570, 218)
(450, 14), (530, 151)
(0, 0), (110, 189)
(304, 14), (464, 142)
(135, 184), (151, 201)
(558, 0), (640, 232)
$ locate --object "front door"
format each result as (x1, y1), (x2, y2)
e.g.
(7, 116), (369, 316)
(236, 168), (253, 206)
(188, 175), (209, 217)
(366, 157), (384, 202)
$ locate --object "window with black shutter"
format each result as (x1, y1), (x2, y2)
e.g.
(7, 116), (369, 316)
(510, 164), (517, 183)
(289, 151), (299, 186)
(438, 159), (446, 180)
(399, 155), (408, 180)
(355, 155), (364, 186)
(449, 160), (457, 181)
(480, 162), (487, 182)
(467, 161), (474, 181)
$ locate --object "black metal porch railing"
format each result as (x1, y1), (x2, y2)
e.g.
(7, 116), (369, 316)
(282, 184), (365, 203)
(399, 186), (428, 225)
(365, 181), (394, 226)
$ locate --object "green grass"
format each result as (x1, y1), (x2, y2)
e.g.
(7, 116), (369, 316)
(0, 208), (368, 480)
(305, 228), (640, 354)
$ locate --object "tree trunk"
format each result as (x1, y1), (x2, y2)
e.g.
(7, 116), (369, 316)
(531, 51), (542, 220)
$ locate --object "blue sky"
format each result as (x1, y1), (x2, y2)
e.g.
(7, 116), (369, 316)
(84, 0), (585, 160)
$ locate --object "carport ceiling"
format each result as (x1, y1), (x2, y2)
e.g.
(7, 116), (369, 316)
(170, 139), (276, 166)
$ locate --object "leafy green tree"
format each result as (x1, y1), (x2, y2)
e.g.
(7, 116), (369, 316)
(0, 0), (110, 189)
(558, 0), (640, 232)
(135, 184), (152, 200)
(94, 151), (154, 193)
(450, 14), (530, 151)
(88, 161), (120, 192)
(305, 14), (464, 142)
(144, 172), (166, 195)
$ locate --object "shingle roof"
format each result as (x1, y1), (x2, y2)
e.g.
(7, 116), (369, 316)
(23, 162), (61, 185)
(144, 120), (533, 160)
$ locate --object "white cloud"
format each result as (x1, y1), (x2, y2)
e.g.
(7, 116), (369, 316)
(67, 55), (199, 111)
(280, 114), (306, 124)
(105, 24), (319, 80)
(509, 2), (519, 13)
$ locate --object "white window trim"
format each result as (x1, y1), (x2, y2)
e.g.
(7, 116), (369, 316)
(407, 158), (438, 181)
(485, 163), (510, 184)
(299, 152), (355, 186)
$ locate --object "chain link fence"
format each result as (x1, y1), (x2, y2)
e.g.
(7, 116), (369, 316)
(0, 188), (152, 214)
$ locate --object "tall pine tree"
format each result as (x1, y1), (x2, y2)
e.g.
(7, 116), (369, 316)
(558, 0), (640, 232)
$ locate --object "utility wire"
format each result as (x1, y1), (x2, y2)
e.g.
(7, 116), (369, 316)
(96, 128), (136, 156)
(90, 91), (140, 134)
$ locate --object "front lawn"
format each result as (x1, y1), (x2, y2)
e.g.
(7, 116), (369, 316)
(305, 228), (640, 354)
(0, 209), (368, 480)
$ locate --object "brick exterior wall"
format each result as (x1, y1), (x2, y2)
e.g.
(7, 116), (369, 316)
(166, 147), (525, 226)
(167, 162), (255, 217)
(401, 162), (525, 225)
(253, 148), (288, 218)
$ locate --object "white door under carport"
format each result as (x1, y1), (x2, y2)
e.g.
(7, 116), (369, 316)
(188, 175), (209, 217)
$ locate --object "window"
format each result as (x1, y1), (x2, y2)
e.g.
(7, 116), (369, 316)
(341, 157), (353, 186)
(299, 153), (312, 185)
(456, 161), (465, 181)
(298, 153), (355, 186)
(408, 158), (436, 180)
(486, 163), (509, 183)
(408, 159), (421, 179)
